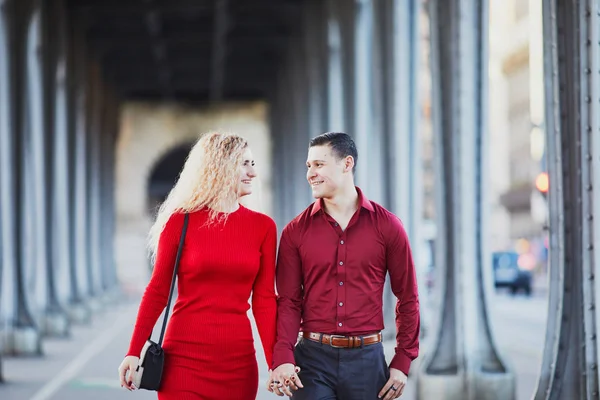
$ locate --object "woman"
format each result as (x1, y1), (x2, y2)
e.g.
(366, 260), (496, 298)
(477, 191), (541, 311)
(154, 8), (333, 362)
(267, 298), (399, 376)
(118, 132), (277, 399)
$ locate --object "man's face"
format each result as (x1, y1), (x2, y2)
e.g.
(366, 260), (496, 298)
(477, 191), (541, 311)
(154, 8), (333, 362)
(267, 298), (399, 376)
(306, 145), (349, 199)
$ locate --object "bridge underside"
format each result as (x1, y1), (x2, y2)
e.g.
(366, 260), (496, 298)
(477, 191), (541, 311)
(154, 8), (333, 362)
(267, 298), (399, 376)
(0, 0), (599, 399)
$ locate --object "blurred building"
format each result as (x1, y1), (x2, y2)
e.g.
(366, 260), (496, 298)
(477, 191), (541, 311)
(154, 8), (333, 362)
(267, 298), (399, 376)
(489, 0), (547, 259)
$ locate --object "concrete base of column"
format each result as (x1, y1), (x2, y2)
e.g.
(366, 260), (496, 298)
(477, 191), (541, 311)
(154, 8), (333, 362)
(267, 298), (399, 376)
(68, 301), (91, 324)
(87, 296), (103, 313)
(42, 311), (70, 338)
(417, 373), (465, 399)
(101, 287), (121, 307)
(10, 327), (42, 356)
(417, 370), (515, 400)
(473, 371), (515, 400)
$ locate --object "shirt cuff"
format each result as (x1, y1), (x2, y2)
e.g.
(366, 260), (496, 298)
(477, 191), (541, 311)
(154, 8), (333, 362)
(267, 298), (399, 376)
(390, 352), (413, 376)
(271, 349), (296, 370)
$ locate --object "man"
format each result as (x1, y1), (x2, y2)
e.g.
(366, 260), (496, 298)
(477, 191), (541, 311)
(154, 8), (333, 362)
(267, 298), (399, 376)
(267, 132), (420, 400)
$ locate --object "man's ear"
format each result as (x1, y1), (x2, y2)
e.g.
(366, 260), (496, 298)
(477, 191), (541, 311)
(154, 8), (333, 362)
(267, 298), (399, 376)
(344, 156), (355, 173)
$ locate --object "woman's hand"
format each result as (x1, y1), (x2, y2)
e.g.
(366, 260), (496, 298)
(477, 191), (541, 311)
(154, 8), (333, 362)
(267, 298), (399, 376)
(118, 356), (140, 390)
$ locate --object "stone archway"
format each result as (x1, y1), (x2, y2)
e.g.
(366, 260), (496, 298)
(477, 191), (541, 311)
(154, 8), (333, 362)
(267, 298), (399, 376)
(114, 101), (272, 293)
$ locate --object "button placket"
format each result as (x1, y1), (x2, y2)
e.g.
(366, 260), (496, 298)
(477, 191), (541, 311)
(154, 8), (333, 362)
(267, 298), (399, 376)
(336, 232), (347, 331)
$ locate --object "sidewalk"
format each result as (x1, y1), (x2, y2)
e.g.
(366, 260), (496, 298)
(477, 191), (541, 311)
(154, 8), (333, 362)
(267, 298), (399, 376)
(0, 297), (418, 400)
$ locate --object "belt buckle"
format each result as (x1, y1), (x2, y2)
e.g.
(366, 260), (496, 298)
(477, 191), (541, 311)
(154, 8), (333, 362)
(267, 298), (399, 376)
(328, 334), (347, 348)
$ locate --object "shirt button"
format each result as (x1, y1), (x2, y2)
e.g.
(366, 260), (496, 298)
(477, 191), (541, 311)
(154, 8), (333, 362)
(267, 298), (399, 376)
(338, 322), (343, 327)
(339, 281), (344, 286)
(339, 302), (343, 306)
(334, 223), (339, 227)
(339, 261), (344, 266)
(340, 240), (344, 245)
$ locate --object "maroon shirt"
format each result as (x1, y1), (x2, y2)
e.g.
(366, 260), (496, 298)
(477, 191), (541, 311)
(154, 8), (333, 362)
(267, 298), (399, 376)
(272, 187), (420, 375)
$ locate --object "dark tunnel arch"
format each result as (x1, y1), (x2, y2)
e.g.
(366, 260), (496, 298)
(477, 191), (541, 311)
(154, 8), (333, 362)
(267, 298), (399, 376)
(147, 142), (194, 215)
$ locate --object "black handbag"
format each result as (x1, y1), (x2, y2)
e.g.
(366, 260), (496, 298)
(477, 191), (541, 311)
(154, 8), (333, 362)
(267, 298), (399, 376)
(133, 213), (189, 391)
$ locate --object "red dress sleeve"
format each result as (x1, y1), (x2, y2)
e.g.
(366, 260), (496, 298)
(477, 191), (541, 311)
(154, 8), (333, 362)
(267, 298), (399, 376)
(251, 216), (278, 368)
(126, 212), (186, 357)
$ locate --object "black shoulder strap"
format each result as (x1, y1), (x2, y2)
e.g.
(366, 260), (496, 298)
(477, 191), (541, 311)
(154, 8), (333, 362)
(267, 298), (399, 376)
(157, 213), (189, 346)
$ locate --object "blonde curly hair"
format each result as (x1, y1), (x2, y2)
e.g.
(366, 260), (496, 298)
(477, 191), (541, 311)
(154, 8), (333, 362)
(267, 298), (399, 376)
(148, 132), (249, 259)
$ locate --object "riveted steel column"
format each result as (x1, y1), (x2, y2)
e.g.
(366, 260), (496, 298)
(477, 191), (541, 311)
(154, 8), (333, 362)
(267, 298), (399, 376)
(352, 0), (372, 191)
(378, 0), (426, 340)
(50, 0), (75, 325)
(66, 23), (89, 323)
(86, 63), (104, 310)
(0, 0), (8, 377)
(304, 0), (328, 137)
(1, 0), (42, 356)
(38, 0), (69, 337)
(533, 1), (600, 399)
(326, 0), (346, 131)
(417, 1), (515, 399)
(99, 87), (119, 301)
(73, 42), (93, 321)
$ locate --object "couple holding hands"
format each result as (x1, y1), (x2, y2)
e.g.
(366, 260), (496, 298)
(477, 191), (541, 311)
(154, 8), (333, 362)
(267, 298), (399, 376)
(118, 131), (419, 400)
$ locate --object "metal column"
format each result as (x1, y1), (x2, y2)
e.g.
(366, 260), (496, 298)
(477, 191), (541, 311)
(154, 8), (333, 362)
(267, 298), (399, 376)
(66, 24), (89, 323)
(352, 0), (375, 195)
(1, 0), (41, 356)
(38, 0), (69, 337)
(86, 63), (104, 309)
(0, 0), (7, 378)
(326, 0), (346, 131)
(378, 0), (426, 340)
(534, 1), (600, 399)
(50, 0), (75, 324)
(417, 1), (514, 399)
(73, 42), (93, 321)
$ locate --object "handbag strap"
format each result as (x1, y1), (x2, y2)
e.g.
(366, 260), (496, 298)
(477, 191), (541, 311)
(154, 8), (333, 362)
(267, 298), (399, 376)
(157, 212), (189, 346)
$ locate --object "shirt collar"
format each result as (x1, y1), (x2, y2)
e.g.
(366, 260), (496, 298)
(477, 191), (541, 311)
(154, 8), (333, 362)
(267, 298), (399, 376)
(310, 186), (375, 217)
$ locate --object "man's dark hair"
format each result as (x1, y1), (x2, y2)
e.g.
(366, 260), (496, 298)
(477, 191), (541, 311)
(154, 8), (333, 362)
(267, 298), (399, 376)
(309, 132), (358, 174)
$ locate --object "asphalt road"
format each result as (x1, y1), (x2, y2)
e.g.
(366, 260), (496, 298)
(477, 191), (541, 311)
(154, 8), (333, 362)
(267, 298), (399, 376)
(0, 289), (548, 400)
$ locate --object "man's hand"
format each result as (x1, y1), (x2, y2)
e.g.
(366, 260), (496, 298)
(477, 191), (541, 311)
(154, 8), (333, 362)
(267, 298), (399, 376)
(266, 363), (303, 396)
(378, 368), (407, 399)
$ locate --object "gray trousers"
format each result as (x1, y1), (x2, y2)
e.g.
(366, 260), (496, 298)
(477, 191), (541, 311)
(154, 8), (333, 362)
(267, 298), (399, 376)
(291, 337), (390, 400)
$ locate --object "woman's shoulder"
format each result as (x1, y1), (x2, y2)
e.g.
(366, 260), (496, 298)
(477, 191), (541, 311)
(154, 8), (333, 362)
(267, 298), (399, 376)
(240, 206), (276, 230)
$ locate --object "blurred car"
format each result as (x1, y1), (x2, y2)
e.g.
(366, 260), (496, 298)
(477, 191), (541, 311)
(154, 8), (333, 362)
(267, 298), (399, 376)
(492, 251), (532, 295)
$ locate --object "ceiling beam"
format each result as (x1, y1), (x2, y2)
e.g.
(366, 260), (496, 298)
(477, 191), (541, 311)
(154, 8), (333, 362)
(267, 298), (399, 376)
(143, 0), (173, 98)
(210, 0), (229, 103)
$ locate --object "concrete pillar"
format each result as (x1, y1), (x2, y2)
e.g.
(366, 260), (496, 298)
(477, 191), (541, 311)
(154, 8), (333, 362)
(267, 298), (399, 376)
(417, 1), (514, 399)
(0, 0), (42, 356)
(533, 1), (600, 398)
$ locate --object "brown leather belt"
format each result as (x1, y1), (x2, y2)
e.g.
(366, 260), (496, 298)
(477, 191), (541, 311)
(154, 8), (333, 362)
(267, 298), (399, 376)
(302, 331), (382, 349)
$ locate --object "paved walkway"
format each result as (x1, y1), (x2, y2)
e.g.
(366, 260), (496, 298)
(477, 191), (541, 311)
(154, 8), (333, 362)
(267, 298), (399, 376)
(0, 296), (417, 400)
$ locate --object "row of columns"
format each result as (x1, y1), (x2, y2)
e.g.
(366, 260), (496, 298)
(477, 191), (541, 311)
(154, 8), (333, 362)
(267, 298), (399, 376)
(0, 0), (119, 378)
(269, 0), (514, 398)
(269, 0), (431, 383)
